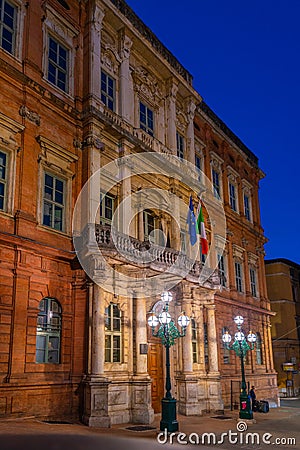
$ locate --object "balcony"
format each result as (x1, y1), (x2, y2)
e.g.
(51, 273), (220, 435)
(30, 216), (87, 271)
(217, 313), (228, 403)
(94, 224), (220, 289)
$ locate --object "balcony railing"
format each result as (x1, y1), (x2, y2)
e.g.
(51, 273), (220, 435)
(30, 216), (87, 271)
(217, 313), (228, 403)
(94, 224), (220, 288)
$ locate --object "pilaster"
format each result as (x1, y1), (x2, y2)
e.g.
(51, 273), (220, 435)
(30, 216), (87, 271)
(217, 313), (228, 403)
(166, 78), (178, 153)
(83, 283), (110, 427)
(119, 30), (134, 123)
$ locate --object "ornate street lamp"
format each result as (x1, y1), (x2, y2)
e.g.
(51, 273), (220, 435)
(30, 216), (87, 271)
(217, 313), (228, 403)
(222, 315), (257, 420)
(147, 291), (190, 432)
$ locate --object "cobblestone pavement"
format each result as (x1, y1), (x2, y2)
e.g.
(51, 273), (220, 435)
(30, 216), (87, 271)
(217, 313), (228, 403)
(0, 402), (299, 450)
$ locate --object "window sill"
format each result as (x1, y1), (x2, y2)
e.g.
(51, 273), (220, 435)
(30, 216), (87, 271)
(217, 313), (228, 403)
(37, 224), (70, 238)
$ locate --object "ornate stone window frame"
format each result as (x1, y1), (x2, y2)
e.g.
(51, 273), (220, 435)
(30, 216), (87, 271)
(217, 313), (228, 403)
(36, 135), (78, 235)
(0, 112), (24, 216)
(227, 165), (240, 214)
(133, 65), (163, 136)
(233, 244), (245, 293)
(176, 130), (185, 160)
(242, 179), (253, 222)
(210, 151), (223, 200)
(42, 3), (79, 97)
(248, 251), (259, 298)
(101, 29), (121, 112)
(0, 0), (26, 60)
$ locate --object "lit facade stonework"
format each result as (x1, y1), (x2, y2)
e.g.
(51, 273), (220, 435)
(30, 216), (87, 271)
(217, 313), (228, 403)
(0, 0), (278, 425)
(265, 259), (300, 397)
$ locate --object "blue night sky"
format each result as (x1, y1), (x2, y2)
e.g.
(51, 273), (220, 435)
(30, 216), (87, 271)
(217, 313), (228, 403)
(126, 0), (300, 264)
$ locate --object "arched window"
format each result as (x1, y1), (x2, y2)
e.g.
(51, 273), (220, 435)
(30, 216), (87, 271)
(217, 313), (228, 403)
(36, 298), (61, 364)
(105, 303), (122, 363)
(256, 332), (263, 365)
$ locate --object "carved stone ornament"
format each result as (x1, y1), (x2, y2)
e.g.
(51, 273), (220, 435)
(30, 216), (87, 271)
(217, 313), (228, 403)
(232, 243), (245, 261)
(248, 252), (259, 267)
(133, 66), (163, 103)
(83, 136), (104, 150)
(101, 46), (120, 74)
(19, 105), (41, 126)
(120, 34), (132, 60)
(92, 3), (105, 33)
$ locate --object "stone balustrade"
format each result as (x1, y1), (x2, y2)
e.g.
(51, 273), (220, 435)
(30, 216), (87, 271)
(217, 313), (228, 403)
(94, 224), (220, 288)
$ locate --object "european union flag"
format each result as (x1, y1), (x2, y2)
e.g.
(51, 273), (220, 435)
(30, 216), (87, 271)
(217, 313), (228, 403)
(187, 195), (197, 246)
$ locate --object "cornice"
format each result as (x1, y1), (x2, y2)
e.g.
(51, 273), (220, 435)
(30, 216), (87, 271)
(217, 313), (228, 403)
(198, 101), (259, 169)
(108, 0), (193, 85)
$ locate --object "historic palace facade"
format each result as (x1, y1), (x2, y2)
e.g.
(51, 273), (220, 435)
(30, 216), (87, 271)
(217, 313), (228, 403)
(0, 0), (278, 425)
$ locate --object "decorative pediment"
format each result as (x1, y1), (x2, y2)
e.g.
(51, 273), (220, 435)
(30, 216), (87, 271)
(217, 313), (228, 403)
(101, 45), (121, 74)
(0, 112), (24, 148)
(132, 66), (163, 104)
(210, 151), (223, 171)
(37, 135), (78, 175)
(248, 252), (259, 267)
(232, 244), (245, 261)
(242, 178), (253, 195)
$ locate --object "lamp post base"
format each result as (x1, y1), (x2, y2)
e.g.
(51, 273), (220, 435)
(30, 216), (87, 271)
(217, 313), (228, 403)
(239, 392), (253, 420)
(160, 397), (179, 432)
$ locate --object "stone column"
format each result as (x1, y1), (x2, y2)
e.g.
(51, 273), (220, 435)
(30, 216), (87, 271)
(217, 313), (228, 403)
(262, 316), (271, 372)
(119, 31), (134, 123)
(166, 78), (178, 153)
(83, 0), (105, 100)
(135, 296), (148, 375)
(186, 98), (196, 164)
(205, 303), (224, 413)
(138, 206), (144, 241)
(118, 141), (134, 236)
(266, 316), (275, 371)
(206, 304), (219, 374)
(182, 300), (193, 374)
(197, 304), (206, 372)
(83, 283), (110, 427)
(91, 284), (105, 376)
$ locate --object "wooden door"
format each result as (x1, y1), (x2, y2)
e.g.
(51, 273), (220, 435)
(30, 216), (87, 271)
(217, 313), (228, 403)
(148, 340), (164, 413)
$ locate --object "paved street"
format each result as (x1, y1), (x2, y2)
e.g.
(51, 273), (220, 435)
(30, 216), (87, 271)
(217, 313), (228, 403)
(0, 399), (299, 450)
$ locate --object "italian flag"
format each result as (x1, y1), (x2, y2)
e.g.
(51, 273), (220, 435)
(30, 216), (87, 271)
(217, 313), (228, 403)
(196, 201), (209, 255)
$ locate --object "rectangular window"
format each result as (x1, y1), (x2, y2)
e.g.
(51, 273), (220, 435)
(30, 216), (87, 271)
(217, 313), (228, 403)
(36, 297), (61, 364)
(101, 70), (115, 111)
(100, 193), (115, 226)
(140, 102), (154, 136)
(250, 267), (257, 297)
(212, 169), (220, 198)
(195, 154), (201, 172)
(229, 183), (237, 211)
(218, 253), (226, 287)
(235, 261), (243, 293)
(0, 0), (16, 55)
(105, 304), (121, 363)
(43, 173), (65, 231)
(176, 131), (184, 160)
(47, 35), (68, 92)
(0, 150), (7, 210)
(204, 322), (208, 365)
(244, 193), (251, 221)
(191, 319), (198, 363)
